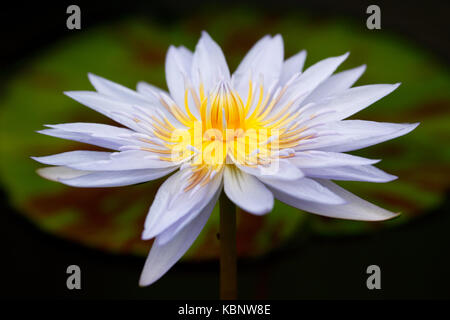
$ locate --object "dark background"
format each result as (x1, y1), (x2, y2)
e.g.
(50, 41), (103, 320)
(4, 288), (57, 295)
(1, 0), (449, 299)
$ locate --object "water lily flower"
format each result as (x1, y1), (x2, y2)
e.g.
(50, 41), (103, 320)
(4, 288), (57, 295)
(33, 32), (418, 287)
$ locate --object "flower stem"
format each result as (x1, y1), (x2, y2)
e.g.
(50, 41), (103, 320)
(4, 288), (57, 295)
(219, 192), (237, 300)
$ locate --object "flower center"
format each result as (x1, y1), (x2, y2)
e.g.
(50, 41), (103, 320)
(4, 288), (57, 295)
(139, 78), (313, 190)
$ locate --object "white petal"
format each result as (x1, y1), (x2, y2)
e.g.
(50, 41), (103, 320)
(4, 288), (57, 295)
(32, 151), (111, 166)
(191, 31), (230, 93)
(299, 52), (349, 89)
(165, 45), (193, 109)
(231, 35), (271, 84)
(236, 158), (304, 181)
(278, 50), (307, 86)
(275, 52), (349, 111)
(231, 34), (284, 100)
(303, 165), (397, 183)
(259, 176), (344, 205)
(156, 183), (221, 245)
(142, 167), (223, 240)
(224, 166), (273, 215)
(37, 166), (87, 182)
(136, 81), (167, 95)
(272, 179), (399, 221)
(302, 65), (366, 104)
(38, 122), (142, 150)
(136, 81), (168, 103)
(297, 120), (419, 152)
(139, 190), (217, 286)
(67, 150), (179, 171)
(134, 82), (188, 126)
(290, 150), (379, 168)
(303, 83), (400, 123)
(64, 91), (143, 132)
(60, 167), (177, 187)
(88, 73), (154, 106)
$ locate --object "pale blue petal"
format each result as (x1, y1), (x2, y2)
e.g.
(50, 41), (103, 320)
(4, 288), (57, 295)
(191, 31), (230, 93)
(88, 73), (156, 106)
(165, 45), (193, 109)
(68, 150), (180, 171)
(232, 34), (284, 101)
(60, 167), (176, 187)
(38, 122), (143, 150)
(236, 158), (304, 181)
(302, 83), (400, 123)
(259, 176), (345, 205)
(274, 52), (349, 112)
(224, 166), (273, 215)
(278, 50), (307, 86)
(272, 179), (399, 221)
(303, 165), (397, 183)
(297, 120), (419, 152)
(302, 65), (366, 104)
(142, 167), (223, 240)
(139, 191), (216, 286)
(290, 150), (379, 168)
(32, 150), (111, 166)
(63, 91), (143, 132)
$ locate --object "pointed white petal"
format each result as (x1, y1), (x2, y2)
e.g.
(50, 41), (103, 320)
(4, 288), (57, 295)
(37, 166), (88, 182)
(88, 73), (154, 106)
(38, 128), (115, 150)
(274, 52), (349, 112)
(191, 31), (230, 93)
(156, 183), (221, 245)
(224, 166), (273, 215)
(142, 167), (223, 240)
(231, 35), (271, 83)
(303, 65), (366, 104)
(297, 120), (419, 152)
(64, 91), (143, 131)
(165, 45), (193, 109)
(259, 176), (344, 205)
(46, 122), (134, 137)
(60, 167), (177, 187)
(32, 151), (111, 166)
(278, 50), (307, 85)
(236, 158), (304, 181)
(303, 165), (397, 183)
(136, 81), (168, 102)
(299, 52), (350, 89)
(38, 122), (143, 150)
(272, 179), (399, 221)
(303, 83), (401, 123)
(232, 35), (284, 101)
(139, 191), (216, 286)
(290, 150), (379, 168)
(67, 150), (179, 171)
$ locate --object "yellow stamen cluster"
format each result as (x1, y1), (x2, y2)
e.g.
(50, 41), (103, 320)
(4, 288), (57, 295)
(141, 79), (311, 190)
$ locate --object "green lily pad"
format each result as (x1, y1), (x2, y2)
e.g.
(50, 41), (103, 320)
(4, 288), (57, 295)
(1, 9), (449, 260)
